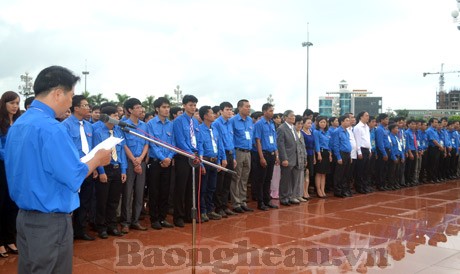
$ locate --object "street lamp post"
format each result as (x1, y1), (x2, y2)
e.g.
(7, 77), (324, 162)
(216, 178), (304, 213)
(451, 0), (460, 30)
(302, 23), (313, 109)
(82, 59), (89, 92)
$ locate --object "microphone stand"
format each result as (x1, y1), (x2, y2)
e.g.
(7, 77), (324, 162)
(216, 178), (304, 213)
(118, 125), (236, 274)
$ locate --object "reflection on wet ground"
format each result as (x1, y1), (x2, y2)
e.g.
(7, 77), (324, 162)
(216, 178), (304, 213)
(1, 181), (460, 273)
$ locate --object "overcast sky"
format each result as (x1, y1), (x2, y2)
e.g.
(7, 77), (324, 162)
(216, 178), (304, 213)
(1, 0), (460, 114)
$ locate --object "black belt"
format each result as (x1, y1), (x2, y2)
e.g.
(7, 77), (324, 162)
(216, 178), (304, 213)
(149, 157), (160, 162)
(235, 148), (250, 153)
(105, 164), (120, 169)
(262, 150), (275, 156)
(361, 147), (370, 151)
(21, 209), (72, 216)
(225, 150), (233, 155)
(320, 148), (329, 153)
(203, 156), (218, 163)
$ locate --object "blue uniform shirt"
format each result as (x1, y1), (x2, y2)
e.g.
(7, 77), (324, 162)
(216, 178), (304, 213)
(331, 126), (351, 161)
(253, 118), (277, 152)
(390, 133), (404, 161)
(440, 128), (451, 148)
(197, 123), (224, 160)
(230, 113), (253, 150)
(5, 100), (89, 213)
(370, 127), (376, 152)
(376, 124), (391, 156)
(313, 129), (330, 152)
(0, 133), (6, 160)
(212, 116), (235, 160)
(92, 120), (104, 133)
(146, 116), (175, 160)
(426, 126), (441, 147)
(449, 130), (460, 153)
(61, 114), (94, 158)
(405, 129), (419, 151)
(173, 113), (200, 154)
(123, 118), (148, 157)
(418, 129), (428, 150)
(93, 125), (128, 174)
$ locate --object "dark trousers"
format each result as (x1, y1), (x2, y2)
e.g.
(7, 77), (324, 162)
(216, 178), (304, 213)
(252, 152), (276, 206)
(148, 159), (172, 223)
(0, 161), (18, 246)
(73, 176), (94, 236)
(388, 157), (401, 187)
(428, 146), (441, 181)
(334, 152), (351, 195)
(96, 166), (122, 232)
(17, 210), (73, 274)
(420, 150), (429, 182)
(449, 150), (458, 177)
(214, 151), (234, 211)
(355, 148), (370, 191)
(368, 151), (377, 187)
(200, 164), (218, 214)
(405, 150), (417, 184)
(326, 155), (336, 192)
(173, 154), (200, 222)
(376, 148), (390, 188)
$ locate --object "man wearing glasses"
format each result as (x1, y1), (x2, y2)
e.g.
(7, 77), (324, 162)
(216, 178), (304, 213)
(62, 95), (96, 241)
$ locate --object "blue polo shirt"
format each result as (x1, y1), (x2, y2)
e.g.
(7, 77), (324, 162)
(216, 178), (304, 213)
(230, 113), (253, 150)
(93, 124), (128, 174)
(5, 100), (89, 213)
(197, 123), (224, 160)
(123, 118), (148, 157)
(212, 116), (235, 158)
(376, 124), (391, 156)
(62, 114), (94, 158)
(173, 113), (200, 154)
(313, 129), (330, 152)
(405, 129), (419, 152)
(426, 126), (441, 147)
(331, 126), (351, 161)
(146, 116), (175, 160)
(390, 133), (404, 161)
(418, 129), (428, 150)
(92, 120), (104, 133)
(253, 118), (277, 153)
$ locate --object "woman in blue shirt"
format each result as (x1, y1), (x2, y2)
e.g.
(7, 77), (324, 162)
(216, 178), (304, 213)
(301, 117), (315, 200)
(313, 116), (332, 198)
(0, 91), (21, 257)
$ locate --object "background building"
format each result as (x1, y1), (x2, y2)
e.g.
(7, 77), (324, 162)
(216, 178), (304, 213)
(354, 96), (382, 116)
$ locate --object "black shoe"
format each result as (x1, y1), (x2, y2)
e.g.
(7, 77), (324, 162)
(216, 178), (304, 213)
(98, 231), (109, 239)
(241, 205), (254, 212)
(355, 189), (367, 194)
(343, 191), (352, 197)
(266, 203), (279, 209)
(74, 233), (95, 241)
(174, 219), (185, 228)
(280, 201), (291, 206)
(151, 221), (162, 230)
(233, 207), (245, 213)
(217, 209), (228, 218)
(108, 228), (123, 236)
(130, 223), (148, 231)
(160, 220), (174, 228)
(257, 204), (268, 211)
(224, 208), (237, 216)
(334, 193), (346, 198)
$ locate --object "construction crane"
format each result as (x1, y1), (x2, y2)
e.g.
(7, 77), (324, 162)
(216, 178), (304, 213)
(423, 63), (460, 93)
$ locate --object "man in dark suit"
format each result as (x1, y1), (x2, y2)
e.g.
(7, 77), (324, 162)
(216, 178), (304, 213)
(277, 110), (302, 206)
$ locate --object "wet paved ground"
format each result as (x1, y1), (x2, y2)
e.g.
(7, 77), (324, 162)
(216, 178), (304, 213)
(1, 181), (460, 273)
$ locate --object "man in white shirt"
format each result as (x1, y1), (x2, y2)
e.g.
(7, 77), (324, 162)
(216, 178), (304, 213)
(346, 113), (357, 197)
(353, 111), (372, 193)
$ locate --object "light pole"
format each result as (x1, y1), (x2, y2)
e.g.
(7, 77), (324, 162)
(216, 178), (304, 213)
(302, 23), (313, 109)
(18, 72), (33, 98)
(174, 85), (182, 104)
(451, 0), (460, 30)
(82, 60), (89, 92)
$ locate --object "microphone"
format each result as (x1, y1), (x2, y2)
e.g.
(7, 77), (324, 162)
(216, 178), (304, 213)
(99, 114), (137, 129)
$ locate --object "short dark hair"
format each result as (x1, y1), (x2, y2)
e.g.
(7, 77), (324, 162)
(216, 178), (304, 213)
(407, 119), (415, 125)
(377, 113), (388, 123)
(153, 97), (170, 110)
(199, 105), (212, 121)
(71, 95), (87, 113)
(303, 109), (314, 117)
(295, 115), (303, 124)
(34, 66), (80, 96)
(24, 96), (35, 109)
(394, 116), (405, 123)
(356, 111), (367, 121)
(182, 94), (198, 105)
(338, 115), (348, 125)
(100, 102), (117, 109)
(251, 111), (263, 120)
(441, 117), (448, 122)
(274, 113), (282, 120)
(328, 117), (337, 126)
(428, 118), (438, 125)
(101, 106), (117, 116)
(211, 106), (220, 114)
(369, 115), (376, 122)
(237, 99), (249, 109)
(388, 123), (398, 131)
(262, 103), (273, 112)
(124, 98), (142, 114)
(219, 101), (233, 110)
(92, 105), (101, 111)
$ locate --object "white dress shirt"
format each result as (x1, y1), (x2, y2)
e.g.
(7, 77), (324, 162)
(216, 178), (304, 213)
(348, 127), (358, 159)
(353, 121), (371, 155)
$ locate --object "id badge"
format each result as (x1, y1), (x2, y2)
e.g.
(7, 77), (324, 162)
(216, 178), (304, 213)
(269, 135), (274, 144)
(245, 131), (251, 140)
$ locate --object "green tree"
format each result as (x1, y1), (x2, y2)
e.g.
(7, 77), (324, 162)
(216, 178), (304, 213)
(394, 109), (409, 118)
(142, 95), (156, 112)
(163, 94), (180, 107)
(448, 115), (460, 122)
(90, 93), (108, 106)
(115, 93), (130, 105)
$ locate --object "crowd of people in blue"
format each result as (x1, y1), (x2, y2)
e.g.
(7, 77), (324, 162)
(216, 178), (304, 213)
(0, 65), (459, 273)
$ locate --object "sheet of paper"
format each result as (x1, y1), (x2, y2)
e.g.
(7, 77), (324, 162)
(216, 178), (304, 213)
(80, 136), (123, 163)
